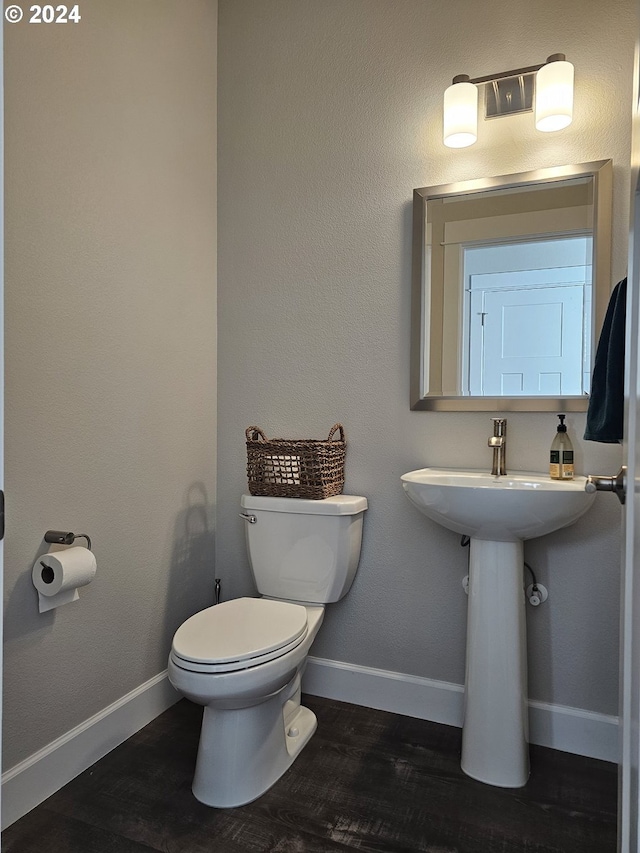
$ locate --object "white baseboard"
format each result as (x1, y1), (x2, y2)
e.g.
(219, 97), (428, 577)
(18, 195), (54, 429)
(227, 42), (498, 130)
(1, 670), (179, 830)
(302, 655), (620, 764)
(1, 658), (619, 831)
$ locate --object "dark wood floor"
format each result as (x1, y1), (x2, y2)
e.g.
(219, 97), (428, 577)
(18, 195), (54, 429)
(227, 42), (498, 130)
(3, 695), (617, 852)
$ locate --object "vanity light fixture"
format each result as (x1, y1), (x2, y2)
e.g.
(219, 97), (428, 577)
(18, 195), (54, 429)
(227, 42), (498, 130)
(443, 54), (574, 148)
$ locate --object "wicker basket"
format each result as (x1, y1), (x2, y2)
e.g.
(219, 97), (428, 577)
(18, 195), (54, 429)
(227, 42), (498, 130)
(246, 423), (346, 499)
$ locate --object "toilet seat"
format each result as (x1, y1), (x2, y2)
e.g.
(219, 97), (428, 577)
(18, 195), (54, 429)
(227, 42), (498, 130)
(171, 597), (309, 674)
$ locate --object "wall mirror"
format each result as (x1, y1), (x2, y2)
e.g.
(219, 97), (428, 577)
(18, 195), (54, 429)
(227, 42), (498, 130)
(410, 160), (613, 411)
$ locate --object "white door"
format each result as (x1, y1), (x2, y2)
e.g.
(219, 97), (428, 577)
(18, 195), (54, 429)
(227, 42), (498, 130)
(0, 9), (5, 835)
(463, 244), (592, 397)
(618, 42), (640, 853)
(472, 282), (585, 395)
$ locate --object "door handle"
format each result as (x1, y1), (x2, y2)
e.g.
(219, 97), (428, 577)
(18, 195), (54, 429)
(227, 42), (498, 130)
(585, 466), (627, 505)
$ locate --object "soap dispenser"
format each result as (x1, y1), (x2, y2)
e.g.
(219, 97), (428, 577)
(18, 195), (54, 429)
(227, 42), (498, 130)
(550, 414), (574, 480)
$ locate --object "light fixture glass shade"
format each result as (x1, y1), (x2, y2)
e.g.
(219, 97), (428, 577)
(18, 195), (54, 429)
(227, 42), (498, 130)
(443, 81), (478, 148)
(535, 59), (574, 132)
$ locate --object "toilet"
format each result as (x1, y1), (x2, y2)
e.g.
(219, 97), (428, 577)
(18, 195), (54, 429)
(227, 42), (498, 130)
(168, 492), (367, 808)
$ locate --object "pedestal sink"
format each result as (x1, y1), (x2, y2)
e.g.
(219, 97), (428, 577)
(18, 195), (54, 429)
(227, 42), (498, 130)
(401, 468), (596, 788)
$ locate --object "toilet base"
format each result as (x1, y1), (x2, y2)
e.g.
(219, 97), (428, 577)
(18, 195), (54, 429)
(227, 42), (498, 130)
(192, 677), (317, 808)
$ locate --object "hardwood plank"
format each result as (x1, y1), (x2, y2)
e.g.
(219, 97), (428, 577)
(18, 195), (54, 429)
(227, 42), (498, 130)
(253, 699), (615, 853)
(2, 695), (617, 853)
(2, 805), (159, 853)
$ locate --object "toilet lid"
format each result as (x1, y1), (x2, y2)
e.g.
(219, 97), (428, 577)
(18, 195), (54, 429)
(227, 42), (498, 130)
(171, 597), (308, 668)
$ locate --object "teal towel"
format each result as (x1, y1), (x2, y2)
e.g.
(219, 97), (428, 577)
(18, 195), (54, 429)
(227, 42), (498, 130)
(584, 277), (626, 443)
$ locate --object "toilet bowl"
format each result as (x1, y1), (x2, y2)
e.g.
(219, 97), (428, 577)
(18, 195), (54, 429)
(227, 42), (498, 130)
(168, 493), (367, 808)
(169, 597), (324, 807)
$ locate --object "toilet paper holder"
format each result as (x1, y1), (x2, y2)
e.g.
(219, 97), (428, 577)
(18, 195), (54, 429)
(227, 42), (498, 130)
(44, 530), (92, 551)
(34, 532), (97, 613)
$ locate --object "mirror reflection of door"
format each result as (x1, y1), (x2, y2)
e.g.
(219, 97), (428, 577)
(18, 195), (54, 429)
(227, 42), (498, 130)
(463, 236), (592, 396)
(412, 161), (613, 411)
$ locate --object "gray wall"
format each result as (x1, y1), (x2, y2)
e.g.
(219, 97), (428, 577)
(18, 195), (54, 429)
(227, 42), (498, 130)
(3, 0), (218, 769)
(217, 0), (632, 716)
(3, 0), (632, 775)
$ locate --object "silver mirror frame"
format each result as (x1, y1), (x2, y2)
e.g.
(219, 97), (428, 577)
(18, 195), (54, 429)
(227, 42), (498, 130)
(410, 160), (613, 412)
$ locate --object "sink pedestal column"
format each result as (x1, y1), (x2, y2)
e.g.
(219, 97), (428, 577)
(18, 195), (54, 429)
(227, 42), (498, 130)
(461, 538), (529, 788)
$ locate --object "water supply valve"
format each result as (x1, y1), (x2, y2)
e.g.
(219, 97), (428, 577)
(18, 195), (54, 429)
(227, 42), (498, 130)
(526, 583), (548, 606)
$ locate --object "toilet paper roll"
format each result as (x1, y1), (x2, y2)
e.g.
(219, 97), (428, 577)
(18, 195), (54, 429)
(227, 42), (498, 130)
(32, 546), (97, 597)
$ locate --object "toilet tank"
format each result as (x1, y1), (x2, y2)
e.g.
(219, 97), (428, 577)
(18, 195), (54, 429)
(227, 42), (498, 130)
(240, 494), (367, 603)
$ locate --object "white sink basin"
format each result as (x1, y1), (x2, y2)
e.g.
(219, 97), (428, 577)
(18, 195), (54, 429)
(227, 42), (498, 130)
(401, 468), (596, 542)
(401, 466), (597, 789)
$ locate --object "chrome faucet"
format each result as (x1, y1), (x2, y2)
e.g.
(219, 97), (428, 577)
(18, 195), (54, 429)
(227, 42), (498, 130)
(488, 418), (507, 477)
